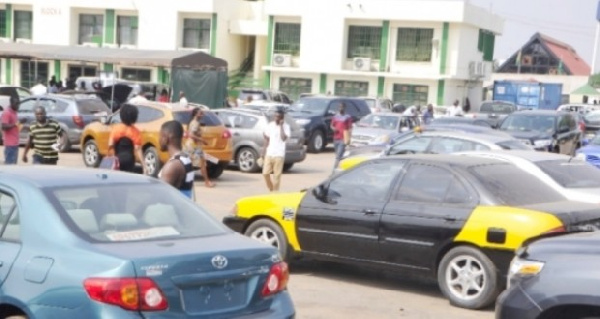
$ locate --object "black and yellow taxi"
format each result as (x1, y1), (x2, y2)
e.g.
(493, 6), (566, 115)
(223, 154), (600, 309)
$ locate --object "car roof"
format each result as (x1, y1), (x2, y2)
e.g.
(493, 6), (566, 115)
(513, 110), (564, 116)
(243, 101), (289, 107)
(128, 101), (208, 112)
(456, 150), (572, 162)
(217, 108), (267, 117)
(364, 113), (416, 118)
(298, 96), (362, 101)
(419, 129), (513, 142)
(374, 153), (506, 168)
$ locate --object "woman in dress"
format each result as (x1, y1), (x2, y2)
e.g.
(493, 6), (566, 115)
(184, 107), (215, 188)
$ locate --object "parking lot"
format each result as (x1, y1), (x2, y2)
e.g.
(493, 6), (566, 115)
(1, 145), (494, 319)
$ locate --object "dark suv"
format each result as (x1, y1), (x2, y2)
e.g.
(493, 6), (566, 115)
(498, 110), (581, 154)
(289, 96), (371, 153)
(497, 231), (600, 319)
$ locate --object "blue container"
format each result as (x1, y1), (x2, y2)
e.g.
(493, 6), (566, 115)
(492, 81), (563, 110)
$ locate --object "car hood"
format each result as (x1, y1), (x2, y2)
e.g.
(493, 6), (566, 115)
(346, 145), (387, 156)
(501, 130), (550, 140)
(520, 200), (600, 229)
(527, 231), (600, 257)
(578, 144), (600, 154)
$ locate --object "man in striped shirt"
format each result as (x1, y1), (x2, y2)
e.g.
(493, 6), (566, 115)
(22, 106), (64, 165)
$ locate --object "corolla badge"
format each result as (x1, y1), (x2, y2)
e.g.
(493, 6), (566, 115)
(211, 255), (228, 269)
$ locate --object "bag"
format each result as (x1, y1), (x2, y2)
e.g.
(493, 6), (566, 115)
(99, 156), (120, 170)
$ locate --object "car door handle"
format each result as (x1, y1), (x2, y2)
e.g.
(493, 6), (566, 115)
(363, 209), (377, 216)
(443, 215), (457, 222)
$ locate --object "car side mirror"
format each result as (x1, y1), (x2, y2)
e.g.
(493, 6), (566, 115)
(312, 184), (329, 202)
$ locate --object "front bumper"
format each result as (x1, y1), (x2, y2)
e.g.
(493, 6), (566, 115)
(223, 215), (248, 233)
(495, 285), (541, 319)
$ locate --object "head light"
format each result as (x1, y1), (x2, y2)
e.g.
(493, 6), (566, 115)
(507, 257), (544, 287)
(533, 139), (552, 147)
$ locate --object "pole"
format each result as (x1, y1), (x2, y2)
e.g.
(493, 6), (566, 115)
(592, 22), (600, 75)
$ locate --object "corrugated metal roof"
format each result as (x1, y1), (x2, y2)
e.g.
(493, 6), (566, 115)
(541, 34), (591, 76)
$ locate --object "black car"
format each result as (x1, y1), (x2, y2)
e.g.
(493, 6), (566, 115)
(498, 110), (581, 154)
(496, 231), (600, 319)
(467, 100), (517, 128)
(289, 96), (371, 152)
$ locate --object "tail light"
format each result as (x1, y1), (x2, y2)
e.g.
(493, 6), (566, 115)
(73, 115), (85, 128)
(261, 262), (289, 297)
(579, 122), (586, 132)
(84, 277), (168, 311)
(222, 130), (232, 139)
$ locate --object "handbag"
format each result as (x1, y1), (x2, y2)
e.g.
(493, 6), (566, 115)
(99, 156), (120, 170)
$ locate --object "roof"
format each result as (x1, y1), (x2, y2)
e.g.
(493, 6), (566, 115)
(571, 84), (600, 95)
(0, 43), (227, 70)
(540, 34), (590, 76)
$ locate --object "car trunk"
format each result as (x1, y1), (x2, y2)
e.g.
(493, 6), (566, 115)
(521, 201), (600, 231)
(173, 110), (230, 150)
(94, 234), (278, 318)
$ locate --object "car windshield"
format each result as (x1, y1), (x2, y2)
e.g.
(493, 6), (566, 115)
(46, 183), (227, 243)
(470, 163), (566, 205)
(363, 99), (376, 109)
(290, 98), (329, 114)
(585, 111), (600, 122)
(76, 98), (111, 115)
(479, 102), (515, 114)
(357, 114), (400, 129)
(536, 160), (600, 188)
(499, 114), (555, 133)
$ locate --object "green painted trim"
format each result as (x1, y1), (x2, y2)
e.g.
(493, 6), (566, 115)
(379, 20), (390, 72)
(263, 70), (271, 89)
(210, 13), (217, 56)
(104, 9), (115, 44)
(53, 60), (61, 81)
(5, 4), (12, 39)
(103, 63), (114, 72)
(377, 76), (385, 96)
(437, 79), (445, 105)
(266, 15), (274, 65)
(319, 73), (327, 94)
(439, 22), (449, 75)
(5, 58), (12, 84)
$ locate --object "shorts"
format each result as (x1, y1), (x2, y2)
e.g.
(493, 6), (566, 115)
(262, 156), (284, 175)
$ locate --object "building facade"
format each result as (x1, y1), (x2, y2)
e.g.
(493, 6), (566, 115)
(0, 0), (502, 107)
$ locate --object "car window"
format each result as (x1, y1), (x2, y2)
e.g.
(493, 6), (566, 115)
(0, 193), (20, 241)
(328, 162), (405, 202)
(272, 94), (282, 102)
(136, 106), (164, 123)
(218, 112), (258, 129)
(39, 99), (67, 113)
(537, 160), (600, 188)
(389, 136), (434, 155)
(19, 99), (37, 113)
(395, 164), (473, 204)
(77, 99), (110, 115)
(200, 112), (223, 127)
(281, 94), (291, 104)
(479, 102), (515, 114)
(430, 138), (489, 153)
(558, 115), (570, 131)
(47, 183), (227, 243)
(110, 111), (122, 124)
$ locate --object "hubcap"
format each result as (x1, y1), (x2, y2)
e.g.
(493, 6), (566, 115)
(445, 256), (486, 301)
(84, 144), (98, 166)
(250, 227), (280, 249)
(313, 134), (323, 150)
(238, 149), (256, 171)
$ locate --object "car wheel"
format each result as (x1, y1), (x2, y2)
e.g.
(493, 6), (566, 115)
(237, 147), (260, 173)
(207, 163), (225, 179)
(437, 246), (500, 309)
(245, 219), (289, 261)
(144, 146), (161, 177)
(283, 163), (294, 172)
(83, 139), (102, 168)
(59, 133), (71, 153)
(307, 130), (325, 153)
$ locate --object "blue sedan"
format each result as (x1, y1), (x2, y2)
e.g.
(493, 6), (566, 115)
(577, 134), (600, 168)
(0, 167), (294, 318)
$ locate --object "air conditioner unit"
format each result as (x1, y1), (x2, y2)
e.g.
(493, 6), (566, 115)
(272, 54), (292, 67)
(0, 37), (12, 43)
(469, 61), (484, 78)
(103, 43), (118, 49)
(82, 42), (99, 48)
(120, 44), (137, 49)
(15, 38), (31, 44)
(353, 57), (371, 71)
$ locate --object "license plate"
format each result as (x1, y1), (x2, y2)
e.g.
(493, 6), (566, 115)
(182, 279), (248, 312)
(287, 138), (299, 144)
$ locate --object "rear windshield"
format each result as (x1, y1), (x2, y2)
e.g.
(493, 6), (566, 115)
(496, 140), (532, 150)
(76, 98), (111, 115)
(47, 183), (227, 243)
(239, 91), (265, 101)
(173, 110), (223, 127)
(470, 163), (566, 205)
(480, 102), (515, 114)
(537, 160), (600, 188)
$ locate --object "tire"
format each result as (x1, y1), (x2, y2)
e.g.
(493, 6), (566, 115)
(237, 147), (260, 173)
(283, 163), (294, 172)
(307, 130), (325, 153)
(59, 133), (71, 153)
(437, 246), (500, 309)
(207, 163), (225, 179)
(143, 146), (161, 177)
(82, 139), (102, 168)
(244, 219), (290, 261)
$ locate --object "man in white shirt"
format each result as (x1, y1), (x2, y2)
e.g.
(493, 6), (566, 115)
(30, 80), (47, 96)
(179, 91), (188, 108)
(261, 109), (290, 192)
(446, 99), (464, 117)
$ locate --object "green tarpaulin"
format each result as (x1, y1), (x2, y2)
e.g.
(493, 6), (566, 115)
(171, 68), (228, 109)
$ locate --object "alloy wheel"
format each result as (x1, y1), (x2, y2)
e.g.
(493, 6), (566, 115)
(445, 255), (486, 301)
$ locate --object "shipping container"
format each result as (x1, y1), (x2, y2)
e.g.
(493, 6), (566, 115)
(492, 80), (563, 110)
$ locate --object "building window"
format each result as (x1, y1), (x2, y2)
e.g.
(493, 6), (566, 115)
(347, 26), (381, 59)
(0, 11), (6, 37)
(79, 14), (104, 44)
(14, 11), (32, 40)
(122, 68), (151, 82)
(334, 80), (369, 97)
(478, 30), (495, 62)
(279, 77), (311, 100)
(273, 23), (301, 56)
(182, 18), (211, 49)
(396, 28), (434, 62)
(392, 84), (429, 106)
(20, 61), (49, 88)
(117, 16), (138, 46)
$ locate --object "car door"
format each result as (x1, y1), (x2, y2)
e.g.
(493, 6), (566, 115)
(0, 191), (22, 287)
(295, 161), (405, 261)
(136, 106), (164, 145)
(324, 100), (342, 141)
(379, 163), (478, 270)
(17, 98), (39, 144)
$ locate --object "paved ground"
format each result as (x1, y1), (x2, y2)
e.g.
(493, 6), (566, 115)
(1, 146), (495, 319)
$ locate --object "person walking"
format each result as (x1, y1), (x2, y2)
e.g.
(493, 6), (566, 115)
(22, 106), (64, 165)
(331, 102), (353, 169)
(261, 108), (290, 192)
(1, 96), (21, 164)
(159, 120), (195, 199)
(183, 107), (215, 188)
(107, 104), (146, 174)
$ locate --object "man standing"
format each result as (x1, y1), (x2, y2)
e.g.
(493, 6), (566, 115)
(261, 109), (290, 192)
(179, 91), (188, 108)
(1, 96), (21, 164)
(22, 106), (64, 165)
(422, 104), (434, 124)
(331, 102), (352, 169)
(446, 99), (464, 117)
(158, 120), (195, 199)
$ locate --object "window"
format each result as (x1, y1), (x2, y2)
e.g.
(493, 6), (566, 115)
(182, 18), (211, 49)
(392, 84), (428, 106)
(18, 99), (37, 113)
(68, 65), (97, 79)
(429, 138), (490, 153)
(217, 112), (258, 129)
(136, 106), (163, 123)
(79, 14), (103, 44)
(117, 16), (138, 45)
(328, 162), (405, 201)
(396, 28), (433, 62)
(274, 23), (301, 56)
(122, 68), (151, 82)
(0, 192), (20, 241)
(347, 26), (381, 59)
(334, 80), (369, 97)
(279, 78), (311, 101)
(0, 10), (7, 37)
(20, 61), (49, 88)
(395, 164), (472, 204)
(39, 98), (68, 113)
(14, 11), (32, 40)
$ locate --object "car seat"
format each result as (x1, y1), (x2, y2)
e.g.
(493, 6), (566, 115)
(67, 209), (99, 233)
(100, 213), (138, 232)
(143, 204), (180, 228)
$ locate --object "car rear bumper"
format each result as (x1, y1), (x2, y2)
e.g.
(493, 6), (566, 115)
(495, 285), (541, 319)
(235, 291), (295, 319)
(285, 147), (306, 164)
(223, 216), (247, 233)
